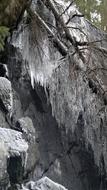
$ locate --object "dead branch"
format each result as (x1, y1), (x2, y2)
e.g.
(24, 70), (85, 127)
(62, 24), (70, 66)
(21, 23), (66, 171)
(41, 0), (87, 63)
(66, 26), (87, 38)
(66, 14), (84, 25)
(45, 21), (57, 30)
(75, 39), (107, 47)
(93, 46), (107, 54)
(87, 67), (107, 74)
(41, 0), (76, 45)
(59, 0), (74, 17)
(27, 8), (68, 56)
(28, 0), (107, 76)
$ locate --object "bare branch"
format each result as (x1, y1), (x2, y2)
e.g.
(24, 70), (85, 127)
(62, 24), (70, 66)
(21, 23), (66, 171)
(27, 8), (68, 56)
(59, 0), (74, 17)
(66, 14), (84, 25)
(87, 67), (107, 74)
(66, 26), (87, 38)
(41, 0), (75, 45)
(45, 21), (57, 30)
(93, 46), (107, 54)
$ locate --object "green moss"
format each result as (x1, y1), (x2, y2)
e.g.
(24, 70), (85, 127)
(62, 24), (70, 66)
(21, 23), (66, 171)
(0, 26), (9, 51)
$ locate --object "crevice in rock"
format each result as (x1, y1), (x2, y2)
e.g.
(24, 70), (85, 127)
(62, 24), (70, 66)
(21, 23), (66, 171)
(66, 141), (79, 155)
(41, 160), (56, 178)
(30, 88), (45, 113)
(40, 141), (79, 179)
(0, 63), (8, 78)
(88, 79), (98, 94)
(0, 98), (8, 115)
(7, 156), (24, 186)
(99, 154), (107, 190)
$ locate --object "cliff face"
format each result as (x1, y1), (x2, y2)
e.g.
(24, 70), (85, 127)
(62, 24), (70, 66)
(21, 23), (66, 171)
(0, 0), (107, 190)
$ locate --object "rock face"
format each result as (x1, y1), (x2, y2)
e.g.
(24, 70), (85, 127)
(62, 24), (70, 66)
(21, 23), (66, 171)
(0, 0), (107, 190)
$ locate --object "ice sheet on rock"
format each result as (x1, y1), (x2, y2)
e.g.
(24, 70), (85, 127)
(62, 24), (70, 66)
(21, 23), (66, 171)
(12, 26), (55, 88)
(22, 177), (68, 190)
(0, 77), (13, 115)
(10, 0), (87, 89)
(0, 128), (28, 185)
(11, 5), (56, 88)
(34, 177), (68, 190)
(0, 128), (28, 156)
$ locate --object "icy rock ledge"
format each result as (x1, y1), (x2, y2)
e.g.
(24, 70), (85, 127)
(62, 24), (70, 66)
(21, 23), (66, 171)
(0, 128), (28, 188)
(0, 77), (13, 116)
(22, 177), (68, 190)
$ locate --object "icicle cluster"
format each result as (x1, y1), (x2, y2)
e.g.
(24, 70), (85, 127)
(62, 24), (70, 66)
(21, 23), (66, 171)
(10, 0), (107, 172)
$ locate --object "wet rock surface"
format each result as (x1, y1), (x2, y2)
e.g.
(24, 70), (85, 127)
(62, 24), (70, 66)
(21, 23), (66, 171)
(0, 0), (107, 190)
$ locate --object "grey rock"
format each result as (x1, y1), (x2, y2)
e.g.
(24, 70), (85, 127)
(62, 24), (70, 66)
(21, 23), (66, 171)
(24, 177), (68, 190)
(16, 117), (35, 135)
(16, 117), (39, 176)
(1, 0), (107, 190)
(0, 128), (28, 156)
(0, 127), (28, 187)
(0, 77), (13, 116)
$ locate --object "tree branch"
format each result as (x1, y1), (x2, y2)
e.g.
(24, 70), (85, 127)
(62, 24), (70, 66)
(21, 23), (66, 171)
(59, 0), (74, 17)
(27, 8), (68, 56)
(66, 14), (84, 25)
(41, 0), (76, 45)
(40, 0), (87, 62)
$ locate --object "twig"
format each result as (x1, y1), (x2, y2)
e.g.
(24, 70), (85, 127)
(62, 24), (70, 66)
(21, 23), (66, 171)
(41, 0), (75, 45)
(59, 0), (74, 17)
(87, 67), (107, 74)
(93, 46), (107, 54)
(41, 0), (86, 62)
(66, 26), (87, 37)
(66, 13), (84, 25)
